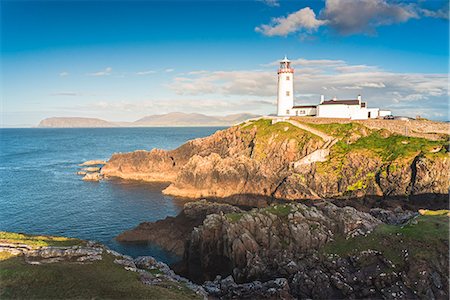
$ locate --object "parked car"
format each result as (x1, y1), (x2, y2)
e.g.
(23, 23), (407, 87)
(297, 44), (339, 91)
(383, 115), (394, 120)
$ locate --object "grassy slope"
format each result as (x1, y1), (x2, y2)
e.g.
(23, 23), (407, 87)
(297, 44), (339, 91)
(323, 215), (449, 268)
(300, 122), (448, 192)
(0, 232), (200, 300)
(0, 231), (83, 248)
(240, 119), (321, 160)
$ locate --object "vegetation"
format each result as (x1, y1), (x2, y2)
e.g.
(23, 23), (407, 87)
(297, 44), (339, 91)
(0, 231), (200, 299)
(0, 253), (199, 299)
(419, 209), (449, 216)
(226, 212), (244, 223)
(0, 231), (82, 249)
(241, 119), (321, 160)
(336, 132), (447, 161)
(301, 122), (370, 141)
(262, 204), (293, 218)
(323, 215), (449, 267)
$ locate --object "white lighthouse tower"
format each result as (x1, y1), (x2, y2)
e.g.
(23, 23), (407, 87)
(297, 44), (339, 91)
(277, 56), (294, 116)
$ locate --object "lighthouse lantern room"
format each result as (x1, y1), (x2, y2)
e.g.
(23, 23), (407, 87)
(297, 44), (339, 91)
(277, 56), (295, 116)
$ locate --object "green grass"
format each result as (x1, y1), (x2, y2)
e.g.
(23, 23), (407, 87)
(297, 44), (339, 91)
(0, 232), (83, 249)
(420, 209), (449, 216)
(241, 119), (321, 160)
(263, 204), (293, 218)
(334, 132), (447, 161)
(0, 252), (200, 299)
(323, 215), (449, 267)
(302, 122), (369, 140)
(226, 212), (244, 223)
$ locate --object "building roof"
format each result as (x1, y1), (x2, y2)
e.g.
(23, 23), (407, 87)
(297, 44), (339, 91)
(293, 105), (317, 109)
(320, 99), (361, 106)
(281, 56), (290, 63)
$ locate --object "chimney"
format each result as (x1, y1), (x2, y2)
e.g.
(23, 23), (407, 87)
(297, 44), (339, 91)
(357, 94), (362, 104)
(320, 95), (324, 104)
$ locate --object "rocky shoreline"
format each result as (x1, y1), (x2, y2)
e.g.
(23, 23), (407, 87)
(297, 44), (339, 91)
(115, 200), (449, 299)
(99, 119), (449, 204)
(0, 234), (207, 299)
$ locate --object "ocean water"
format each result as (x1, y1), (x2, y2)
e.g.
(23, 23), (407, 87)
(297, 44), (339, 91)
(0, 127), (224, 263)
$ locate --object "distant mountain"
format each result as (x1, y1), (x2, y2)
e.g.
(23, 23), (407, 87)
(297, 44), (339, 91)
(37, 113), (260, 128)
(134, 112), (260, 126)
(38, 117), (117, 128)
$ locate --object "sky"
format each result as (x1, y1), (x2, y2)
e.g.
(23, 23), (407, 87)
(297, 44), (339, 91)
(1, 0), (449, 126)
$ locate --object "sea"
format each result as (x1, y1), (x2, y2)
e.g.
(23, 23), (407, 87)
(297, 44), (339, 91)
(0, 127), (224, 264)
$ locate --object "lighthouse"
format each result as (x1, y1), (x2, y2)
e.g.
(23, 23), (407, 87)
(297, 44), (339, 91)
(277, 56), (294, 116)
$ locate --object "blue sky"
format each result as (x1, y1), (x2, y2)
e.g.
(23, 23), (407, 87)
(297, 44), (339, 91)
(1, 0), (448, 126)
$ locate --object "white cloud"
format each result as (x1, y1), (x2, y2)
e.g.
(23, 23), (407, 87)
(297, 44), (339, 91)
(87, 67), (113, 76)
(255, 7), (327, 36)
(50, 92), (79, 96)
(59, 71), (69, 77)
(165, 68), (174, 73)
(258, 0), (279, 7)
(321, 0), (418, 35)
(167, 58), (448, 119)
(136, 70), (156, 75)
(256, 0), (449, 37)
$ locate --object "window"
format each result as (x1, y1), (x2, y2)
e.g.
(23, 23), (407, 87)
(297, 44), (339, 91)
(286, 76), (290, 81)
(300, 110), (305, 115)
(286, 91), (290, 96)
(286, 110), (290, 115)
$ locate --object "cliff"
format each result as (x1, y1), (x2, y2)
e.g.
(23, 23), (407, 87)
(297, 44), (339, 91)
(116, 200), (449, 299)
(183, 204), (449, 299)
(102, 118), (449, 203)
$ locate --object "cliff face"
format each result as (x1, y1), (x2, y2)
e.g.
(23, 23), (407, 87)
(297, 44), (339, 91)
(177, 202), (449, 299)
(101, 119), (449, 202)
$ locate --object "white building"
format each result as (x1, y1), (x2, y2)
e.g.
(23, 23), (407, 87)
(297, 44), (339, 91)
(275, 56), (392, 119)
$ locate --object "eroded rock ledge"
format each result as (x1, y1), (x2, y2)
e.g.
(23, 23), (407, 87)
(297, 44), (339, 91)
(100, 119), (449, 203)
(117, 200), (449, 299)
(116, 200), (243, 256)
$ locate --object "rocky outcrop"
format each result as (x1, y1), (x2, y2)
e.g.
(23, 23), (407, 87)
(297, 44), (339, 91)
(100, 119), (449, 203)
(172, 201), (448, 299)
(116, 200), (242, 256)
(180, 202), (381, 283)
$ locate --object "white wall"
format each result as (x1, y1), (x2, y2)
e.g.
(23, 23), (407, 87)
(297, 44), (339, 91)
(317, 104), (376, 119)
(317, 104), (352, 118)
(292, 107), (316, 116)
(277, 71), (294, 116)
(379, 110), (392, 117)
(367, 108), (379, 119)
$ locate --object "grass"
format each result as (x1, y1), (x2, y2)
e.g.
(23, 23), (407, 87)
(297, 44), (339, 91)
(263, 204), (293, 218)
(0, 231), (200, 299)
(0, 253), (200, 299)
(323, 215), (449, 268)
(226, 212), (244, 223)
(301, 122), (369, 140)
(340, 132), (447, 161)
(241, 119), (321, 160)
(419, 209), (449, 216)
(0, 231), (82, 249)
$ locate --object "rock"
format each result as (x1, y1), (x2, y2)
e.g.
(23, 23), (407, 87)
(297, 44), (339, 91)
(82, 167), (100, 172)
(370, 208), (417, 225)
(180, 201), (381, 283)
(116, 200), (242, 256)
(82, 172), (102, 181)
(99, 120), (449, 203)
(76, 171), (87, 175)
(79, 160), (107, 166)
